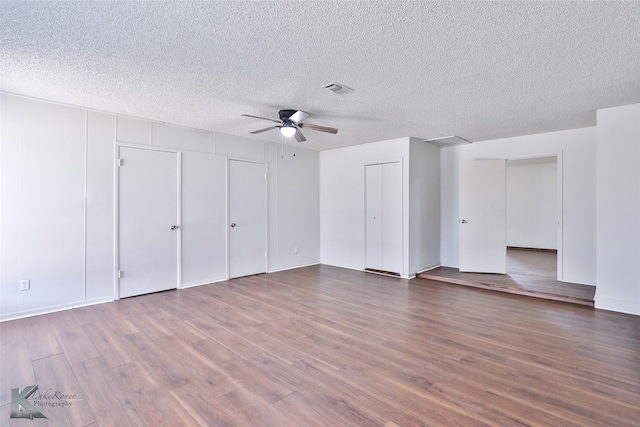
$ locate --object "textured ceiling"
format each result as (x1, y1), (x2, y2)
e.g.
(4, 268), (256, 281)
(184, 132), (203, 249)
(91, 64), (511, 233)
(2, 1), (640, 151)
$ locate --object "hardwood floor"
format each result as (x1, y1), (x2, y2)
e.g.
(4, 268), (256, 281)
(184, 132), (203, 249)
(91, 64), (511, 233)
(1, 265), (639, 426)
(419, 249), (596, 306)
(506, 248), (557, 279)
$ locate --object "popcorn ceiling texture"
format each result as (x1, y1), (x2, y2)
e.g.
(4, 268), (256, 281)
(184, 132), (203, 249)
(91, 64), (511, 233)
(1, 1), (639, 150)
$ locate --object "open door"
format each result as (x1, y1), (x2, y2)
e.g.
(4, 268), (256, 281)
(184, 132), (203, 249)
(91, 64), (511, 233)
(459, 159), (506, 274)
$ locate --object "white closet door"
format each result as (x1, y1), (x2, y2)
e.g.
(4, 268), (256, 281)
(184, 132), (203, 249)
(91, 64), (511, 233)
(365, 164), (383, 270)
(119, 147), (179, 298)
(365, 161), (402, 275)
(382, 162), (402, 274)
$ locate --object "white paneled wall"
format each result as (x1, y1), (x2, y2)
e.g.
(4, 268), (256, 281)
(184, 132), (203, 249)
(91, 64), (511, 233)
(320, 144), (368, 271)
(181, 152), (227, 287)
(1, 96), (87, 317)
(116, 116), (151, 145)
(86, 111), (116, 300)
(0, 94), (320, 320)
(215, 132), (266, 161)
(152, 122), (214, 152)
(275, 144), (320, 271)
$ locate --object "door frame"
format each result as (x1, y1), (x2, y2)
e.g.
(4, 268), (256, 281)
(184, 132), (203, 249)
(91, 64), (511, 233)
(114, 143), (182, 299)
(226, 158), (268, 279)
(504, 151), (564, 281)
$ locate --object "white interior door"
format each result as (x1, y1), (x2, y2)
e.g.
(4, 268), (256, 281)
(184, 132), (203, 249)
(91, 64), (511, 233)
(459, 159), (506, 273)
(119, 147), (178, 298)
(229, 160), (267, 278)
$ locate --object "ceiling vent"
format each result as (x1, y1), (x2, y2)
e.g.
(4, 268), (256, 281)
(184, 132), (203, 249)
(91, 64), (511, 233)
(322, 82), (353, 95)
(423, 135), (472, 147)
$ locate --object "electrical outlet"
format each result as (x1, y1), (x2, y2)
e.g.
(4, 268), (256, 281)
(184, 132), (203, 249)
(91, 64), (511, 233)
(20, 279), (30, 291)
(293, 246), (299, 254)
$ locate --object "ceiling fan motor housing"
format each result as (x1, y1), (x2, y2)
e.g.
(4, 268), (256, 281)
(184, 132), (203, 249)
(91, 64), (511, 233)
(279, 109), (297, 121)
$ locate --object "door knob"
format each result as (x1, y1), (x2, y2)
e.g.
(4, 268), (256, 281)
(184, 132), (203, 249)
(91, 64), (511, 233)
(170, 225), (179, 230)
(460, 219), (467, 224)
(230, 223), (236, 228)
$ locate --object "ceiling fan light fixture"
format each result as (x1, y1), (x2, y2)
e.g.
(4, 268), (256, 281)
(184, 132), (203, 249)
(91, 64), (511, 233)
(280, 125), (296, 137)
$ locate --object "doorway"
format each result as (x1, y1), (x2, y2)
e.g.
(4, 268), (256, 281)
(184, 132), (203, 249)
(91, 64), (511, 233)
(432, 152), (595, 306)
(459, 155), (563, 280)
(506, 156), (559, 280)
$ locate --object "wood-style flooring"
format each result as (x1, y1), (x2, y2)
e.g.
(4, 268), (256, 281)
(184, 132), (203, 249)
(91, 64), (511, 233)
(419, 248), (596, 306)
(1, 265), (639, 426)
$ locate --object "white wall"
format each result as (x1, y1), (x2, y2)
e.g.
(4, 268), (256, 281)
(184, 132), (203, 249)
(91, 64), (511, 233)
(86, 111), (117, 300)
(409, 138), (440, 274)
(273, 144), (320, 271)
(0, 94), (320, 320)
(180, 152), (227, 287)
(320, 138), (409, 275)
(595, 103), (640, 315)
(320, 137), (440, 278)
(1, 96), (87, 317)
(440, 127), (596, 285)
(506, 159), (557, 250)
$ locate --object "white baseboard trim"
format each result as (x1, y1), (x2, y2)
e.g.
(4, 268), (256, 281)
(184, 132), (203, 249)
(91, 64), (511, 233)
(1, 297), (115, 322)
(181, 277), (228, 289)
(558, 276), (594, 286)
(415, 264), (442, 275)
(318, 262), (363, 272)
(268, 262), (320, 273)
(322, 262), (411, 279)
(595, 296), (640, 316)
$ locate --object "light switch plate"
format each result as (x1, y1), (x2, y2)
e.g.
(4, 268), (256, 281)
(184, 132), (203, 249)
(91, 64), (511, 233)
(20, 279), (30, 291)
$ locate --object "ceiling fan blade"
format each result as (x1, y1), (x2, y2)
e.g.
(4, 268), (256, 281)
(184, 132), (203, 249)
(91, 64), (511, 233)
(288, 110), (310, 123)
(241, 114), (281, 124)
(299, 122), (338, 134)
(294, 128), (307, 142)
(250, 126), (279, 134)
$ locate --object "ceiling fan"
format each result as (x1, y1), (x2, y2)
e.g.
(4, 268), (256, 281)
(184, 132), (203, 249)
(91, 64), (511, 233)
(241, 109), (338, 142)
